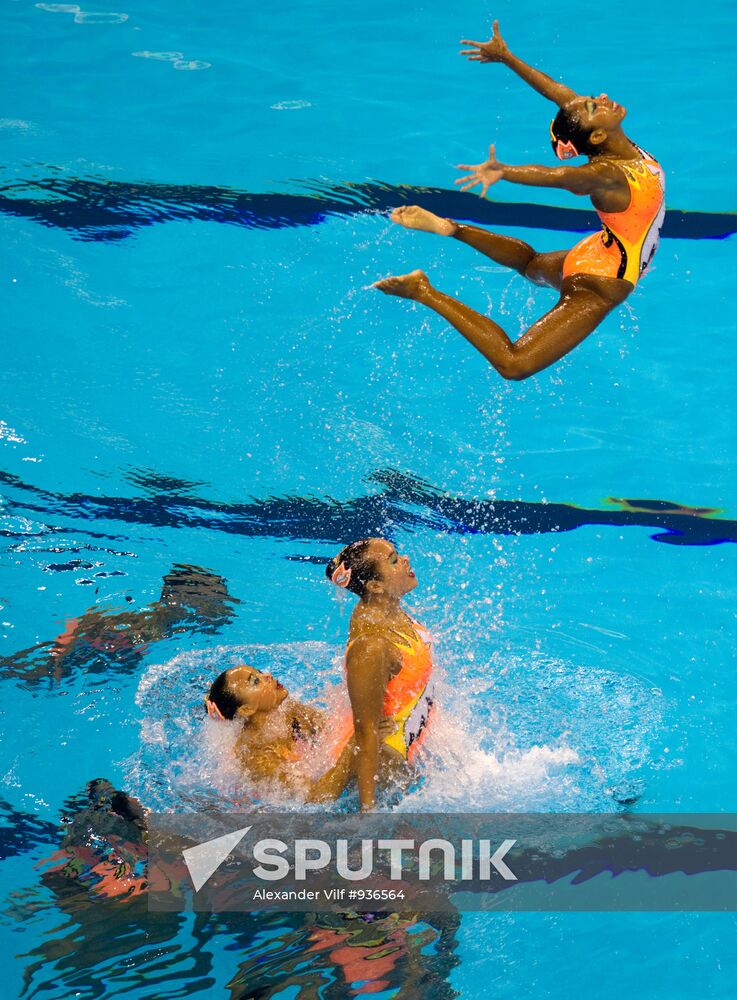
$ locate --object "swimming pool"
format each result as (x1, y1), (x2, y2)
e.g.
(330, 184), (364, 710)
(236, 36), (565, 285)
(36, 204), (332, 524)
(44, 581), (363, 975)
(2, 0), (736, 995)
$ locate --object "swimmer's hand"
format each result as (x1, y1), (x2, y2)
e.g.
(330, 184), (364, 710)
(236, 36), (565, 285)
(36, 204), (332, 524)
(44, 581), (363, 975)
(460, 20), (510, 64)
(377, 716), (398, 740)
(455, 145), (505, 197)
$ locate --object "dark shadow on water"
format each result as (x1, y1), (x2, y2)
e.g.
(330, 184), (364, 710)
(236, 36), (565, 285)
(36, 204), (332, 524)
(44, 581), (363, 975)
(1, 466), (735, 551)
(1, 172), (734, 242)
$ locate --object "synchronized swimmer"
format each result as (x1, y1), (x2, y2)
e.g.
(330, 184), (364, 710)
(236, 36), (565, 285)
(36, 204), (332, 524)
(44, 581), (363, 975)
(374, 20), (665, 381)
(60, 22), (668, 818)
(204, 537), (434, 812)
(206, 663), (360, 803)
(327, 538), (435, 812)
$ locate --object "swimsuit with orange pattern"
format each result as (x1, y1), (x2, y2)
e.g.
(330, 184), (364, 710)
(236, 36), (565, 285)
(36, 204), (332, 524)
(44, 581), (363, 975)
(345, 617), (435, 764)
(562, 145), (665, 287)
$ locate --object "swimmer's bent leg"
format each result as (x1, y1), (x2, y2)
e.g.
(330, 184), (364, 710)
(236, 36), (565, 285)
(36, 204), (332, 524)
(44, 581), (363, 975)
(415, 277), (619, 380)
(452, 224), (567, 289)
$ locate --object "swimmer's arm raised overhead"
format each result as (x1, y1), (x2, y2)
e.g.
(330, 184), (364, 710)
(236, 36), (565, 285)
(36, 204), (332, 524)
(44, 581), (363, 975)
(345, 634), (395, 812)
(460, 20), (577, 108)
(456, 145), (626, 201)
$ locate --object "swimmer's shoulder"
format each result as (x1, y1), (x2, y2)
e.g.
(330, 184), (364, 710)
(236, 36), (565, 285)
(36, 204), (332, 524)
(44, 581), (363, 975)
(345, 626), (400, 675)
(236, 729), (296, 780)
(588, 156), (634, 190)
(593, 142), (663, 183)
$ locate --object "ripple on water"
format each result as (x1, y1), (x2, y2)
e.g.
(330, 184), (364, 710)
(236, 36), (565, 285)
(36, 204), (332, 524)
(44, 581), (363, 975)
(132, 51), (211, 70)
(35, 4), (128, 23)
(270, 100), (313, 111)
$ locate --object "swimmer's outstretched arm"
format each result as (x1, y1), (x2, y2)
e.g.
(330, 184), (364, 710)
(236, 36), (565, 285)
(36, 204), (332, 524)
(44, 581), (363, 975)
(456, 144), (624, 200)
(460, 20), (577, 108)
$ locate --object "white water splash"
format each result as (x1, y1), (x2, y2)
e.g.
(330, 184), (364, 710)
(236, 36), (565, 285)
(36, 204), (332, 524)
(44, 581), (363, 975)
(0, 422), (26, 445)
(127, 635), (660, 814)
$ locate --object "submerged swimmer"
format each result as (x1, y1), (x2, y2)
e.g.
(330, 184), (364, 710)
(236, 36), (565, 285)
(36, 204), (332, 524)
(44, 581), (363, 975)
(0, 564), (238, 686)
(39, 778), (148, 901)
(375, 20), (665, 381)
(326, 538), (435, 812)
(206, 664), (379, 804)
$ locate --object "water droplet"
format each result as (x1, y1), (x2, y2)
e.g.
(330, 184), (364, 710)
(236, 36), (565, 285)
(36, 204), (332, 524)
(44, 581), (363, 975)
(270, 100), (312, 111)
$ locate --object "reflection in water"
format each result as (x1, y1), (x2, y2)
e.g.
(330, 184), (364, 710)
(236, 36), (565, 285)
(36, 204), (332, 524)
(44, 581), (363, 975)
(13, 779), (737, 997)
(0, 564), (238, 688)
(226, 909), (460, 1000)
(16, 780), (461, 998)
(0, 798), (57, 861)
(2, 466), (734, 549)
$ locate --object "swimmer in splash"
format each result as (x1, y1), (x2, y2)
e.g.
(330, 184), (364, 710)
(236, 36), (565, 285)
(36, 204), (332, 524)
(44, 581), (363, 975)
(206, 664), (396, 804)
(326, 538), (435, 812)
(374, 20), (665, 381)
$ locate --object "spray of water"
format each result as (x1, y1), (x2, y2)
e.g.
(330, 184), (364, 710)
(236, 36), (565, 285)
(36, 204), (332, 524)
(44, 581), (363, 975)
(128, 630), (661, 814)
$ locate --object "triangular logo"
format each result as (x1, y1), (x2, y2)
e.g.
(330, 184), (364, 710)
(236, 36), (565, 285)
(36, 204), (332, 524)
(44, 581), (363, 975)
(182, 826), (251, 891)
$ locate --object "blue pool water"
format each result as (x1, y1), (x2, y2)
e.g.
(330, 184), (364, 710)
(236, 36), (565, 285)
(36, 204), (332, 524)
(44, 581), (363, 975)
(2, 0), (736, 995)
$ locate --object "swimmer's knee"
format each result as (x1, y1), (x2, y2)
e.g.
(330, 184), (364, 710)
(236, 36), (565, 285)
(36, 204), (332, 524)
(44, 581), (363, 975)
(495, 356), (536, 381)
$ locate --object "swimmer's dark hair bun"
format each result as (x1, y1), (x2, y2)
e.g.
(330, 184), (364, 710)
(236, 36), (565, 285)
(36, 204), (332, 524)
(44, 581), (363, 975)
(324, 539), (380, 598)
(550, 105), (592, 157)
(207, 670), (239, 720)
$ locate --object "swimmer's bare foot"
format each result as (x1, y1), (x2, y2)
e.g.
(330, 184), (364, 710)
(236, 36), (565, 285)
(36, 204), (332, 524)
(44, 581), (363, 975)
(390, 205), (456, 237)
(373, 269), (431, 300)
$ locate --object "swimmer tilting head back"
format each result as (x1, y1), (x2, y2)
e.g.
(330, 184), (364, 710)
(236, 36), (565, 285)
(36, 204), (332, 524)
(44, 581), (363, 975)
(327, 538), (435, 812)
(549, 100), (615, 160)
(206, 663), (288, 721)
(205, 664), (358, 803)
(325, 537), (406, 598)
(375, 20), (665, 382)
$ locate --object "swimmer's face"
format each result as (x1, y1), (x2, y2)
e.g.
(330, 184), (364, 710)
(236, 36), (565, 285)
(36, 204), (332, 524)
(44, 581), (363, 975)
(366, 538), (418, 598)
(568, 93), (626, 141)
(227, 664), (288, 717)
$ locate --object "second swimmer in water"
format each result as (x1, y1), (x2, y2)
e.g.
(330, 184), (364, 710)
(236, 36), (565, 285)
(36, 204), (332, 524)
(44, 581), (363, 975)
(326, 538), (435, 812)
(374, 20), (665, 381)
(206, 664), (364, 804)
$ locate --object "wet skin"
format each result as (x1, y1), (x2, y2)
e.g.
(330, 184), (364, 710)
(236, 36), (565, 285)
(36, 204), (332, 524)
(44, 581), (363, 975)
(375, 20), (656, 381)
(342, 538), (427, 811)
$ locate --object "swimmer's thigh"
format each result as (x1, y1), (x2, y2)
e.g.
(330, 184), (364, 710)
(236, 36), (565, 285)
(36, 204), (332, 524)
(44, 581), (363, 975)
(377, 745), (408, 788)
(524, 250), (569, 290)
(513, 284), (620, 377)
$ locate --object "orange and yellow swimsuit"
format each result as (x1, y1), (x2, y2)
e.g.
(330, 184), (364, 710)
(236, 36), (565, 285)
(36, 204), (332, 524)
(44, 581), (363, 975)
(563, 145), (665, 286)
(346, 616), (435, 763)
(278, 617), (436, 775)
